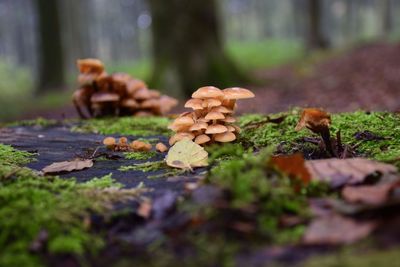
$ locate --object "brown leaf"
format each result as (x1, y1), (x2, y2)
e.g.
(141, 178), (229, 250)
(342, 183), (394, 205)
(303, 214), (376, 245)
(42, 159), (93, 174)
(305, 158), (397, 188)
(270, 154), (311, 184)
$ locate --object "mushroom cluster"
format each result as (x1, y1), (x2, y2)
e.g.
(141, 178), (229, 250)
(168, 86), (255, 146)
(73, 58), (178, 118)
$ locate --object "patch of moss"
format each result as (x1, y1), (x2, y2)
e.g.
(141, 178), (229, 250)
(119, 160), (165, 172)
(124, 151), (157, 160)
(6, 117), (58, 127)
(72, 116), (172, 137)
(0, 144), (147, 267)
(304, 247), (400, 267)
(238, 111), (400, 163)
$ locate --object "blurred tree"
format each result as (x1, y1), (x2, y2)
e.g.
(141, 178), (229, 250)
(307, 0), (328, 50)
(35, 0), (64, 93)
(380, 0), (392, 38)
(147, 0), (246, 97)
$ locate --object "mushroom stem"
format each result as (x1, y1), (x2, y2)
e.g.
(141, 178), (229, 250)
(319, 126), (335, 157)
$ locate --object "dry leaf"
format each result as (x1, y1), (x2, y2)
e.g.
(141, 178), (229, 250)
(303, 214), (376, 245)
(270, 154), (311, 184)
(306, 158), (397, 188)
(165, 138), (208, 171)
(42, 159), (93, 174)
(342, 183), (394, 205)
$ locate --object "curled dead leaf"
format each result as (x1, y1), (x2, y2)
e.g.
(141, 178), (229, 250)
(42, 159), (93, 174)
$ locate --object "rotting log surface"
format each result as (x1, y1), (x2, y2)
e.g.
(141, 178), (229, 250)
(0, 125), (203, 194)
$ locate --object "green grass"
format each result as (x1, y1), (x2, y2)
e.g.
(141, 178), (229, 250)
(227, 39), (304, 70)
(0, 144), (147, 266)
(124, 151), (157, 160)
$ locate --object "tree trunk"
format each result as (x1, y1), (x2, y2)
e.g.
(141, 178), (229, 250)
(35, 0), (64, 93)
(381, 0), (392, 39)
(307, 0), (328, 50)
(147, 0), (246, 98)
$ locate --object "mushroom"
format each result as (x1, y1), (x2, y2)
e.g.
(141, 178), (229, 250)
(156, 142), (168, 152)
(205, 124), (228, 134)
(192, 86), (224, 99)
(205, 111), (225, 121)
(222, 87), (255, 109)
(295, 108), (334, 156)
(195, 134), (211, 145)
(103, 137), (116, 149)
(77, 58), (104, 74)
(169, 132), (195, 145)
(185, 99), (204, 110)
(214, 132), (236, 143)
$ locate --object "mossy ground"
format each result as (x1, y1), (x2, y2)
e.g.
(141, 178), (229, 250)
(0, 144), (147, 267)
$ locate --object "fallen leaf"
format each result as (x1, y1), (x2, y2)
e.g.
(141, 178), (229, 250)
(303, 214), (376, 245)
(305, 158), (397, 188)
(342, 183), (394, 205)
(270, 154), (311, 184)
(165, 138), (208, 171)
(42, 159), (93, 174)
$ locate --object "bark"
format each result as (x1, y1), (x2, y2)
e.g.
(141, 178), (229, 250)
(307, 0), (328, 50)
(35, 0), (65, 93)
(147, 0), (246, 97)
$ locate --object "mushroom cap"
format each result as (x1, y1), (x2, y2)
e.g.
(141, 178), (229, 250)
(189, 122), (208, 131)
(127, 79), (147, 95)
(78, 73), (97, 86)
(226, 125), (236, 132)
(214, 132), (236, 142)
(148, 90), (161, 98)
(95, 72), (113, 91)
(295, 108), (331, 133)
(195, 134), (211, 145)
(210, 106), (233, 114)
(112, 72), (132, 83)
(197, 117), (210, 123)
(205, 124), (228, 134)
(134, 111), (153, 117)
(185, 99), (203, 110)
(155, 142), (168, 152)
(158, 95), (178, 114)
(222, 116), (236, 123)
(169, 133), (195, 145)
(203, 98), (222, 108)
(121, 98), (139, 109)
(141, 99), (160, 109)
(222, 87), (255, 99)
(205, 111), (225, 120)
(119, 137), (128, 144)
(103, 137), (116, 146)
(134, 88), (152, 100)
(192, 86), (224, 99)
(172, 116), (195, 127)
(77, 58), (104, 74)
(91, 92), (120, 103)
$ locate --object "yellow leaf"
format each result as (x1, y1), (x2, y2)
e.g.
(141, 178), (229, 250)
(165, 138), (208, 171)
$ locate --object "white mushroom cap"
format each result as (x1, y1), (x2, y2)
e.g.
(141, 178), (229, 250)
(195, 134), (211, 145)
(214, 132), (236, 142)
(222, 87), (255, 99)
(192, 86), (224, 99)
(205, 124), (228, 134)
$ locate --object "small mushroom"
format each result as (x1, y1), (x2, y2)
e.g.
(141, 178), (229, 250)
(103, 137), (116, 149)
(189, 122), (208, 132)
(195, 134), (211, 145)
(214, 132), (236, 143)
(156, 142), (168, 152)
(192, 86), (224, 99)
(222, 116), (236, 123)
(295, 108), (334, 156)
(222, 87), (255, 109)
(185, 99), (203, 110)
(77, 58), (104, 74)
(205, 111), (225, 120)
(131, 140), (152, 151)
(210, 106), (233, 114)
(203, 98), (222, 108)
(169, 133), (195, 145)
(205, 124), (228, 134)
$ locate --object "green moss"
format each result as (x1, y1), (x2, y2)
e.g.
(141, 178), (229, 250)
(124, 151), (157, 160)
(71, 116), (172, 137)
(5, 117), (58, 127)
(0, 144), (147, 267)
(238, 111), (400, 163)
(119, 160), (165, 172)
(304, 247), (400, 267)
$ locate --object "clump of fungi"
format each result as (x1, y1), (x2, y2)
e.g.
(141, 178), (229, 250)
(103, 136), (168, 152)
(169, 86), (255, 146)
(73, 58), (178, 118)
